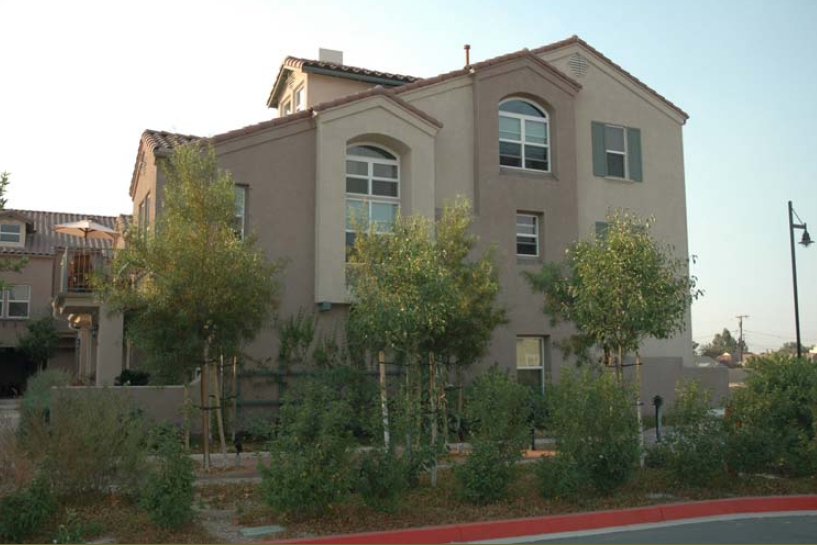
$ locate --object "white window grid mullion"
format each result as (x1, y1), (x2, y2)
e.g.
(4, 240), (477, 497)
(500, 110), (549, 172)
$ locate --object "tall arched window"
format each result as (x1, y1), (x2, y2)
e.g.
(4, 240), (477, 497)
(345, 144), (400, 260)
(499, 99), (549, 172)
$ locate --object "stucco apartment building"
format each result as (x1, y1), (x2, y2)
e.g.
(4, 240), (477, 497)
(0, 210), (123, 393)
(127, 35), (697, 404)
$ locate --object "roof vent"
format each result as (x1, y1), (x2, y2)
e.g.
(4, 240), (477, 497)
(567, 52), (589, 78)
(319, 48), (343, 65)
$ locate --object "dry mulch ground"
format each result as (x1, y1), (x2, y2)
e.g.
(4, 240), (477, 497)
(196, 463), (817, 542)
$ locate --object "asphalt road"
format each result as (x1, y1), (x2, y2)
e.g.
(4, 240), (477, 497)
(526, 514), (817, 544)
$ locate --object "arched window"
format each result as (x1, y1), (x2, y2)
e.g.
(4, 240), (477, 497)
(498, 99), (549, 172)
(345, 144), (400, 260)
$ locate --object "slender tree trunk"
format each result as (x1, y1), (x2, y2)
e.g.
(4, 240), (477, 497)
(378, 350), (391, 449)
(183, 382), (191, 451)
(213, 360), (228, 468)
(429, 352), (438, 487)
(439, 362), (448, 447)
(635, 353), (645, 469)
(232, 356), (238, 443)
(456, 365), (464, 453)
(201, 351), (210, 471)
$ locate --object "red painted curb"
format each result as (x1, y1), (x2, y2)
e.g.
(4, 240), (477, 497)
(270, 495), (817, 544)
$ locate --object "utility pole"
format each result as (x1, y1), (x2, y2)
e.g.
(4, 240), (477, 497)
(736, 315), (749, 364)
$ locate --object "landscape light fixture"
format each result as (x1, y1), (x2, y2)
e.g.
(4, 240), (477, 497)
(788, 200), (812, 359)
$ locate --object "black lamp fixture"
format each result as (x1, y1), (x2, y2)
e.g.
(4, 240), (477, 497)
(788, 201), (812, 359)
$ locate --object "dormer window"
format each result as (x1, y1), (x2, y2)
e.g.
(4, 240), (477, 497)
(0, 222), (23, 246)
(282, 100), (292, 116)
(294, 86), (305, 111)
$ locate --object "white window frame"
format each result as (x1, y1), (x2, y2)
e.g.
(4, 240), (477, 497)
(499, 98), (550, 173)
(294, 85), (305, 111)
(516, 336), (546, 394)
(0, 222), (24, 247)
(604, 124), (628, 180)
(345, 144), (400, 261)
(4, 285), (30, 319)
(281, 100), (292, 116)
(516, 214), (540, 257)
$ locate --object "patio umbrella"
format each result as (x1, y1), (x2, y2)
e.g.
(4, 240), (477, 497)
(52, 219), (119, 242)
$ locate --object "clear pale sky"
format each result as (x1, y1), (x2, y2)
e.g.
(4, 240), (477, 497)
(1, 0), (815, 352)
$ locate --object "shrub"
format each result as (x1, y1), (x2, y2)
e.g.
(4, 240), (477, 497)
(259, 380), (354, 517)
(139, 425), (195, 528)
(0, 418), (36, 496)
(456, 368), (531, 504)
(457, 441), (519, 504)
(356, 447), (409, 512)
(537, 453), (584, 501)
(0, 475), (56, 542)
(51, 508), (100, 544)
(662, 380), (726, 486)
(20, 369), (71, 425)
(546, 369), (639, 495)
(25, 389), (150, 495)
(725, 354), (817, 476)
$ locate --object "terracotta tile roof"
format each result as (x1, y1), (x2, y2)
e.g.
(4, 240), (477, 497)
(268, 56), (418, 108)
(310, 86), (443, 128)
(142, 129), (202, 154)
(533, 35), (689, 120)
(284, 56), (418, 84)
(391, 48), (582, 96)
(211, 109), (314, 144)
(0, 209), (118, 257)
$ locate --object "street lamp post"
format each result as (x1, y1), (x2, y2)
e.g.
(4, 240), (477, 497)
(788, 200), (813, 359)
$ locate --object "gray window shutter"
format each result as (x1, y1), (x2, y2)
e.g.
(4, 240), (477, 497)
(627, 127), (642, 182)
(592, 122), (607, 177)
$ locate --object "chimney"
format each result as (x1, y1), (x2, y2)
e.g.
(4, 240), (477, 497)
(464, 44), (471, 69)
(319, 48), (343, 65)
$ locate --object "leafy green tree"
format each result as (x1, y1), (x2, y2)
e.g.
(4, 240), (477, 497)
(98, 143), (283, 382)
(347, 198), (506, 485)
(0, 172), (27, 292)
(701, 328), (746, 359)
(773, 341), (809, 356)
(525, 209), (698, 379)
(17, 317), (60, 371)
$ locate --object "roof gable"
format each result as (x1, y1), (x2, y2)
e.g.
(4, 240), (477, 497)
(533, 35), (688, 120)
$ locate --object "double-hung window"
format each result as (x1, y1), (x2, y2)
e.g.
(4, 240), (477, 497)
(345, 145), (400, 261)
(0, 223), (22, 245)
(499, 99), (549, 172)
(3, 285), (30, 319)
(605, 125), (627, 178)
(591, 122), (643, 182)
(516, 214), (539, 257)
(516, 336), (549, 394)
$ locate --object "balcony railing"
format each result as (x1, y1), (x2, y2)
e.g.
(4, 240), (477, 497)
(59, 248), (111, 294)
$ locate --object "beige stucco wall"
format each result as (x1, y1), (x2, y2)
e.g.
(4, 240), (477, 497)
(214, 117), (325, 365)
(303, 73), (372, 110)
(539, 45), (694, 367)
(314, 95), (439, 303)
(0, 256), (56, 348)
(130, 143), (160, 231)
